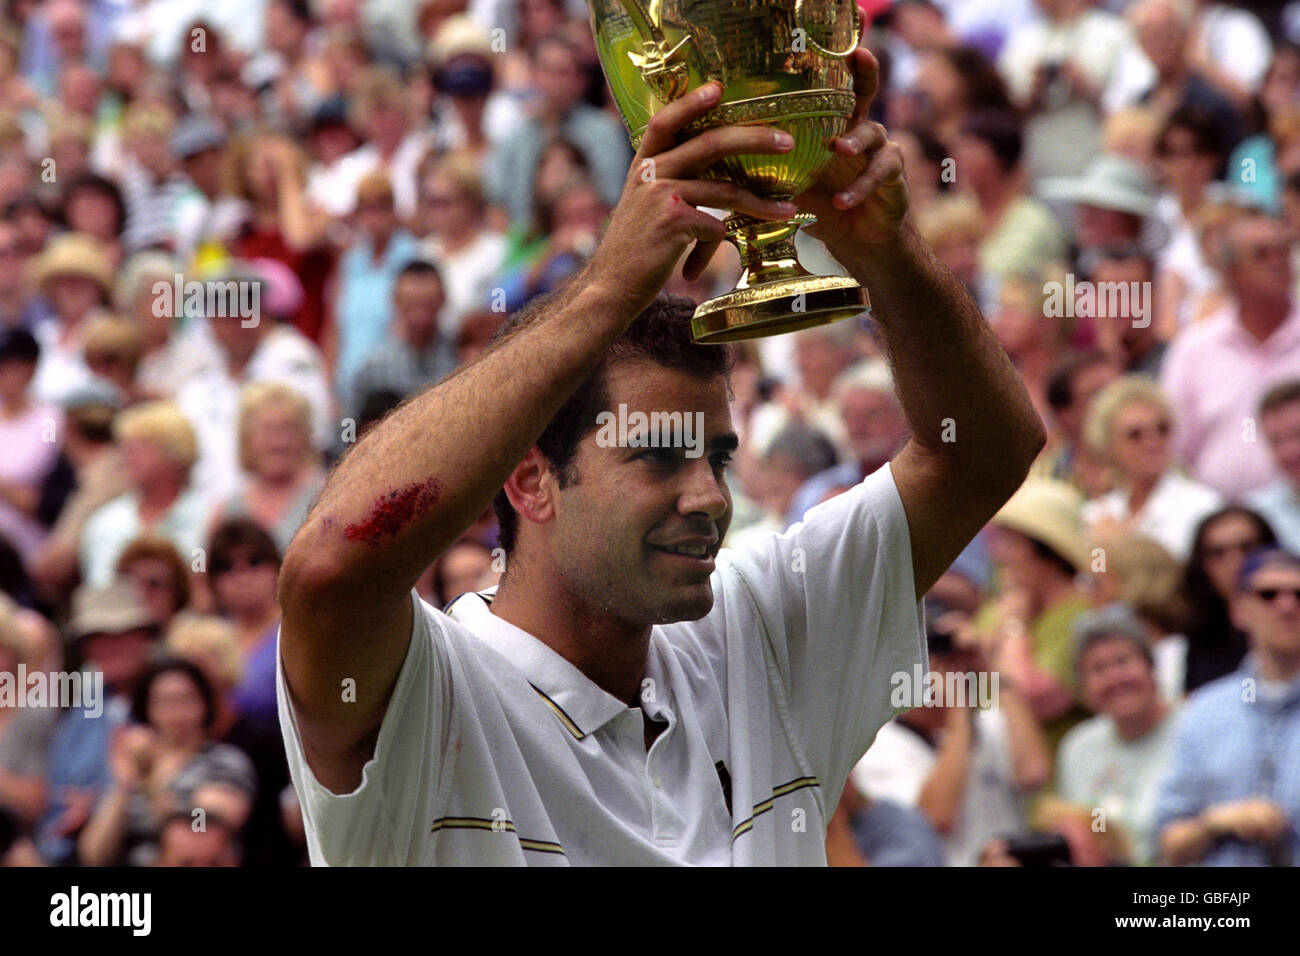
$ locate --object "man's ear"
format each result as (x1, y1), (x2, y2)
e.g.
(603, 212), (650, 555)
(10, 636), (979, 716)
(503, 446), (559, 531)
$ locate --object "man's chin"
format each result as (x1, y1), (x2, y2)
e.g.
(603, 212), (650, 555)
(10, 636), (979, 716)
(649, 582), (716, 624)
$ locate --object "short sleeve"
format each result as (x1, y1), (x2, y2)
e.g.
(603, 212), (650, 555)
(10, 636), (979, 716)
(276, 590), (451, 866)
(721, 461), (927, 802)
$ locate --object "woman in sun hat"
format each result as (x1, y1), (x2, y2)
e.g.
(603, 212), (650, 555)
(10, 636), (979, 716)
(26, 231), (114, 406)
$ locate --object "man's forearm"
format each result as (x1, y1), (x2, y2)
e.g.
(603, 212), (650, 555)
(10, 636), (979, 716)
(830, 224), (1044, 489)
(285, 273), (639, 603)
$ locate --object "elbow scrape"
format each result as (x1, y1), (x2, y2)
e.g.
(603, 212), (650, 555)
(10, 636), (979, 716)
(344, 477), (445, 544)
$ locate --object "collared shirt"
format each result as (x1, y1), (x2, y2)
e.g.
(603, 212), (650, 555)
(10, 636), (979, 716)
(350, 335), (457, 419)
(277, 462), (926, 865)
(1153, 658), (1300, 866)
(1245, 479), (1300, 556)
(1161, 303), (1300, 500)
(1081, 468), (1224, 561)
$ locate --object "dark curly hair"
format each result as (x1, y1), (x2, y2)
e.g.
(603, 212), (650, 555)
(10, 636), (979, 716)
(489, 290), (734, 554)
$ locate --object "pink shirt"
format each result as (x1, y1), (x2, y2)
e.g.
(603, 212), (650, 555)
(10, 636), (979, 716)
(1161, 304), (1300, 501)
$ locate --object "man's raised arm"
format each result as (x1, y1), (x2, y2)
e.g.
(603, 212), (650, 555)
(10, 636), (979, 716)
(794, 48), (1046, 600)
(277, 81), (800, 792)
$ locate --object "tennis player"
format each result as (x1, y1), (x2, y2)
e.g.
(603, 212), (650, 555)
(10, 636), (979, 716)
(276, 48), (1045, 865)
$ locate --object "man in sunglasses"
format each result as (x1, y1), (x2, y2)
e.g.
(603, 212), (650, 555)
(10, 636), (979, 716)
(1156, 546), (1300, 865)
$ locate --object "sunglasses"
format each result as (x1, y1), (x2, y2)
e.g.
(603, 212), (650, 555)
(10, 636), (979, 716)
(1252, 586), (1300, 603)
(1123, 421), (1170, 443)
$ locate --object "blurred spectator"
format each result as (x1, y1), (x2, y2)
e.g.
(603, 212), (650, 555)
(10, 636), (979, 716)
(727, 424), (838, 552)
(0, 214), (52, 332)
(205, 519), (282, 735)
(1084, 250), (1168, 376)
(78, 657), (257, 866)
(227, 132), (333, 343)
(787, 358), (909, 522)
(851, 607), (1051, 865)
(1156, 545), (1300, 865)
(1036, 348), (1121, 491)
(1087, 531), (1192, 702)
(977, 479), (1094, 748)
(1056, 604), (1180, 864)
(1161, 212), (1300, 499)
(78, 401), (208, 586)
(175, 259), (333, 503)
(416, 153), (507, 334)
(497, 174), (606, 311)
(165, 611), (295, 866)
(486, 33), (630, 225)
(0, 326), (59, 568)
(115, 250), (222, 400)
(329, 172), (419, 405)
(80, 314), (145, 404)
(35, 581), (158, 865)
(0, 594), (58, 827)
(955, 109), (1068, 284)
(1155, 105), (1230, 327)
(168, 113), (249, 266)
(1080, 374), (1222, 560)
(1041, 153), (1171, 274)
(115, 536), (191, 635)
(28, 232), (114, 406)
(1181, 506), (1278, 692)
(998, 0), (1132, 182)
(154, 808), (241, 865)
(1115, 0), (1242, 149)
(351, 259), (457, 421)
(208, 381), (324, 555)
(431, 538), (499, 606)
(1247, 380), (1300, 553)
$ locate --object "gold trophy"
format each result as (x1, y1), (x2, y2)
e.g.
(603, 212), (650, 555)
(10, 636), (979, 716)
(586, 0), (868, 342)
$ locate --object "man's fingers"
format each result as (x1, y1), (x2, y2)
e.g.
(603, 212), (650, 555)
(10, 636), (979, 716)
(638, 82), (723, 160)
(657, 124), (796, 179)
(832, 143), (903, 209)
(682, 239), (721, 282)
(672, 178), (796, 220)
(832, 120), (887, 160)
(849, 46), (880, 120)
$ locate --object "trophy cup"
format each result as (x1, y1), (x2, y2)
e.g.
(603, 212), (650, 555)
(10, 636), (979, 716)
(586, 0), (868, 343)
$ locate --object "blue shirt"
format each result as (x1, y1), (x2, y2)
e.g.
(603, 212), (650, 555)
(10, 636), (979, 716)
(852, 798), (946, 866)
(34, 695), (128, 866)
(1245, 480), (1300, 556)
(1153, 658), (1300, 866)
(335, 231), (420, 401)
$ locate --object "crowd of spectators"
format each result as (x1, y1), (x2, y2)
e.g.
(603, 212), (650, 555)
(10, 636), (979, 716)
(1, 0), (1299, 866)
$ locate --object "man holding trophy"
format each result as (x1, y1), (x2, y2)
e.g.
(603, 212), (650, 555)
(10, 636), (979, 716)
(275, 0), (1044, 864)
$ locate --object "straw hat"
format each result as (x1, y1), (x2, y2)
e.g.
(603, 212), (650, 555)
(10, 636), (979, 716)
(29, 233), (114, 297)
(427, 14), (493, 66)
(66, 580), (159, 643)
(991, 478), (1090, 573)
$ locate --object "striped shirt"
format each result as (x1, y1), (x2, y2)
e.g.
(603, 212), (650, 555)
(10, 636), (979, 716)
(278, 462), (926, 865)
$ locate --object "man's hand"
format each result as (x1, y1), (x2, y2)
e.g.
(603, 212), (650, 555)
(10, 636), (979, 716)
(1202, 799), (1291, 845)
(794, 47), (908, 249)
(589, 81), (799, 309)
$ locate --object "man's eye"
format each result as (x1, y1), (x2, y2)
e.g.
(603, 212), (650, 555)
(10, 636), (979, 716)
(638, 447), (678, 463)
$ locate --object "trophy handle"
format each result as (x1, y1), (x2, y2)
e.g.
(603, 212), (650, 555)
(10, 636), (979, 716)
(615, 0), (696, 102)
(793, 0), (862, 59)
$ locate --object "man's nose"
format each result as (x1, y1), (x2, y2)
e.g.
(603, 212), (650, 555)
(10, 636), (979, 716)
(678, 460), (729, 520)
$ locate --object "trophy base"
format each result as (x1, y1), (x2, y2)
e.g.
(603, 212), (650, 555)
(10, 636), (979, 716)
(692, 277), (868, 344)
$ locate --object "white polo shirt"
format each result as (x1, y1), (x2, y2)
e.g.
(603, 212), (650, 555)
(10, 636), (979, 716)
(277, 462), (926, 865)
